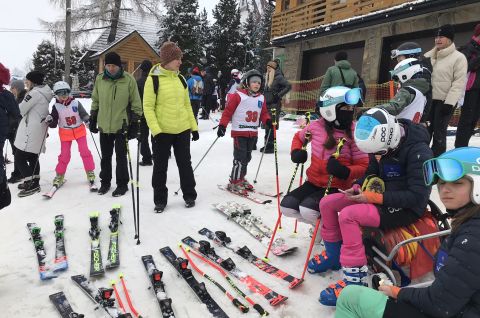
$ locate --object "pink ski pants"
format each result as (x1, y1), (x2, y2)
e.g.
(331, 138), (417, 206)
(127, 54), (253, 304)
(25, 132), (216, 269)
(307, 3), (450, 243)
(56, 136), (95, 175)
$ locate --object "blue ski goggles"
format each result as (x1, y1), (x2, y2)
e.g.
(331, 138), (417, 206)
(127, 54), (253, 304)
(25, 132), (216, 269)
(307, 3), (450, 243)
(390, 48), (422, 59)
(318, 88), (362, 108)
(423, 157), (480, 185)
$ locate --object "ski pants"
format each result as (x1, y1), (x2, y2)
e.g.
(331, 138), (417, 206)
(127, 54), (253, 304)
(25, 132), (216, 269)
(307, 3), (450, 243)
(152, 129), (197, 205)
(190, 99), (201, 123)
(336, 285), (432, 318)
(56, 136), (95, 175)
(428, 100), (455, 157)
(230, 136), (257, 181)
(7, 133), (21, 179)
(99, 133), (129, 187)
(455, 89), (480, 148)
(263, 105), (280, 149)
(280, 181), (336, 225)
(140, 115), (152, 163)
(15, 149), (40, 181)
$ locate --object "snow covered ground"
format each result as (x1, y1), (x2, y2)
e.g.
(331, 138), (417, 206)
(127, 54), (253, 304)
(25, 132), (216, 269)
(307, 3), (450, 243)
(0, 98), (468, 317)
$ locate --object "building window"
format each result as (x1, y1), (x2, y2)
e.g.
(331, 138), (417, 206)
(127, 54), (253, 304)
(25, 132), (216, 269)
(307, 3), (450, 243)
(283, 0), (290, 10)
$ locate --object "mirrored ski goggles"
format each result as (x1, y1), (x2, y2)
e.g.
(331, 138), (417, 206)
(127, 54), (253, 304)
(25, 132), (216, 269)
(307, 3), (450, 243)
(318, 88), (362, 108)
(423, 157), (480, 185)
(390, 48), (422, 59)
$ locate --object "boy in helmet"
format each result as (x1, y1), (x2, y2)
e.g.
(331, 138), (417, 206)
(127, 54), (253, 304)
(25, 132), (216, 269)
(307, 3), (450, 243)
(45, 81), (97, 191)
(310, 108), (432, 306)
(217, 70), (271, 194)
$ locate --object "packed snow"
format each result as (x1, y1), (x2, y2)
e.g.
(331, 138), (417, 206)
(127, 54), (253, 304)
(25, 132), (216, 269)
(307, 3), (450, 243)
(0, 98), (460, 317)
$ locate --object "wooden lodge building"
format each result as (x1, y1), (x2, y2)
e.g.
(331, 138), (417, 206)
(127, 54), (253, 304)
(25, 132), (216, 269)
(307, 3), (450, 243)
(270, 0), (480, 84)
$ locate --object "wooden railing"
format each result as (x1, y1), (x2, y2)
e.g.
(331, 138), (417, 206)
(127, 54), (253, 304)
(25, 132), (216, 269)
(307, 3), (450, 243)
(272, 0), (410, 38)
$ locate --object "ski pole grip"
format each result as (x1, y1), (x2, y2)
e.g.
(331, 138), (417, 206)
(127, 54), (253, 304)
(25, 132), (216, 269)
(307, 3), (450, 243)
(271, 108), (277, 126)
(253, 303), (269, 316)
(232, 298), (249, 313)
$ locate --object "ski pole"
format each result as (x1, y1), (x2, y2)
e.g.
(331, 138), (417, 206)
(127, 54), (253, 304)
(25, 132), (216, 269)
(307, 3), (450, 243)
(272, 109), (282, 229)
(119, 274), (142, 318)
(110, 280), (127, 314)
(300, 138), (345, 281)
(253, 128), (272, 184)
(174, 136), (219, 195)
(89, 129), (102, 161)
(4, 139), (8, 163)
(123, 120), (137, 241)
(179, 245), (249, 313)
(136, 137), (141, 245)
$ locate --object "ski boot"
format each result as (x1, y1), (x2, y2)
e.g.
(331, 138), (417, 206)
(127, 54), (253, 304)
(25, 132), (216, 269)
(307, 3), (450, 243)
(86, 171), (98, 192)
(240, 178), (254, 191)
(18, 178), (41, 197)
(227, 179), (248, 196)
(319, 265), (368, 306)
(155, 203), (166, 213)
(53, 174), (65, 187)
(185, 199), (195, 208)
(307, 241), (341, 274)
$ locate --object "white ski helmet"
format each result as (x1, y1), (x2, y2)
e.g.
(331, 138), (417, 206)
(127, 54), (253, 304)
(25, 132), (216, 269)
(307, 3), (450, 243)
(231, 68), (240, 78)
(53, 81), (71, 95)
(390, 58), (423, 83)
(317, 86), (362, 122)
(354, 108), (401, 155)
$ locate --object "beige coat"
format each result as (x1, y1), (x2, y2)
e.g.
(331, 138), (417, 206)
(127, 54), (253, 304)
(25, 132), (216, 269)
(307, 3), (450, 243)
(425, 43), (468, 106)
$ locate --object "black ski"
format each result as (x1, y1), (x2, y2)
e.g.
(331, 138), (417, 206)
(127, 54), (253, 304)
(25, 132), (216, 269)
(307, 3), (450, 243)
(49, 291), (84, 318)
(89, 212), (104, 276)
(159, 246), (229, 318)
(106, 206), (121, 269)
(26, 223), (57, 280)
(53, 215), (68, 272)
(141, 255), (176, 317)
(71, 274), (132, 318)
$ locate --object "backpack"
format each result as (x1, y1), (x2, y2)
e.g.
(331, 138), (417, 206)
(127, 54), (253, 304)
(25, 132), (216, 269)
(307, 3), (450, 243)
(151, 74), (187, 95)
(192, 78), (204, 96)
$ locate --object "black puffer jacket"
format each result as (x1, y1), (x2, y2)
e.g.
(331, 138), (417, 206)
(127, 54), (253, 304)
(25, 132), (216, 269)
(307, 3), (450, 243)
(264, 68), (291, 108)
(0, 89), (21, 139)
(398, 213), (480, 317)
(357, 119), (433, 217)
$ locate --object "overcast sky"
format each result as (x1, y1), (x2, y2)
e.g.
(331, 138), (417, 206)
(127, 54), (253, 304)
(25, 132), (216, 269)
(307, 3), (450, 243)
(0, 0), (218, 75)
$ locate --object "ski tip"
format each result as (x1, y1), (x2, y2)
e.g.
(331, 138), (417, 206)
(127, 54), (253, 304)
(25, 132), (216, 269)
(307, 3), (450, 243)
(89, 211), (100, 217)
(269, 295), (288, 306)
(289, 278), (305, 289)
(112, 204), (122, 209)
(253, 304), (269, 316)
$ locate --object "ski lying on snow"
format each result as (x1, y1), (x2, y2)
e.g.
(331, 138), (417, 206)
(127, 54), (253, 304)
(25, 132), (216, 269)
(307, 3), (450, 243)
(250, 189), (283, 198)
(53, 214), (68, 272)
(141, 255), (176, 318)
(199, 228), (303, 289)
(181, 236), (288, 307)
(49, 291), (84, 318)
(27, 223), (57, 280)
(106, 206), (121, 270)
(43, 180), (66, 198)
(89, 211), (105, 276)
(159, 246), (228, 318)
(212, 202), (297, 256)
(218, 184), (272, 204)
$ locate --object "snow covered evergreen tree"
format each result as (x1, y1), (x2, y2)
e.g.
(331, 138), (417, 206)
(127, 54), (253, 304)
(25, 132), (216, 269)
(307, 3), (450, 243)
(70, 47), (95, 87)
(197, 8), (212, 67)
(256, 3), (274, 71)
(31, 40), (64, 87)
(241, 7), (261, 71)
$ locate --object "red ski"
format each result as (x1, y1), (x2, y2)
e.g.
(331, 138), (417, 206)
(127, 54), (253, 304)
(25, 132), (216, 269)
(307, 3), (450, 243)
(217, 184), (272, 204)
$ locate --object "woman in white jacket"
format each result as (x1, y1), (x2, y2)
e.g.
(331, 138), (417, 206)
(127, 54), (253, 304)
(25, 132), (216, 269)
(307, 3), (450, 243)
(425, 24), (467, 157)
(14, 71), (52, 197)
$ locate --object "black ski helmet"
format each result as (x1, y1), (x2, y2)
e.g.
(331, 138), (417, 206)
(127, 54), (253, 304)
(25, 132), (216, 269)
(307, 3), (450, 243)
(241, 69), (264, 88)
(391, 42), (422, 59)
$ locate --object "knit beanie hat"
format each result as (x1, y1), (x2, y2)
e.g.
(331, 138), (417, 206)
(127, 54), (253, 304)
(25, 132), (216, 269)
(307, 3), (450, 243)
(192, 66), (200, 75)
(140, 59), (152, 72)
(9, 79), (24, 92)
(104, 52), (122, 67)
(26, 70), (45, 85)
(0, 63), (10, 86)
(159, 41), (183, 66)
(437, 24), (455, 41)
(474, 24), (480, 37)
(335, 51), (348, 61)
(267, 60), (278, 69)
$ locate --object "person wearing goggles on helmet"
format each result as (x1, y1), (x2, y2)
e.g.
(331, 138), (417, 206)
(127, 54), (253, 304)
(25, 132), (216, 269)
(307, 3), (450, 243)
(335, 146), (480, 318)
(217, 69), (271, 194)
(225, 68), (242, 105)
(46, 81), (97, 191)
(280, 86), (368, 235)
(312, 108), (432, 307)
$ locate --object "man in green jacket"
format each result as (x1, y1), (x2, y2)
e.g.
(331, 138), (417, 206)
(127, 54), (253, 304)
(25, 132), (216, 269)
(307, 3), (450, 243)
(143, 41), (199, 213)
(89, 51), (142, 196)
(320, 51), (359, 95)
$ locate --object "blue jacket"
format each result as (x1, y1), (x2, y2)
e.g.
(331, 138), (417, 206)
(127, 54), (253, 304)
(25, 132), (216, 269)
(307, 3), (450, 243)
(187, 75), (203, 101)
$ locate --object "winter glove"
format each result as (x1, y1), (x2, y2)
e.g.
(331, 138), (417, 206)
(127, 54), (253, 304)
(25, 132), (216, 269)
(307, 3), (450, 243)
(441, 103), (454, 116)
(217, 125), (226, 138)
(265, 119), (273, 129)
(272, 92), (280, 103)
(326, 157), (350, 180)
(127, 119), (141, 140)
(44, 115), (53, 124)
(291, 149), (308, 164)
(191, 130), (199, 141)
(89, 119), (98, 134)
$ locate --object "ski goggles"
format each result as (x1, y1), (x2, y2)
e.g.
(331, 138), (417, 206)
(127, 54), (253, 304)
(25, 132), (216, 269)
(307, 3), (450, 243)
(389, 60), (421, 80)
(55, 89), (70, 97)
(319, 88), (362, 108)
(390, 48), (422, 59)
(423, 157), (480, 185)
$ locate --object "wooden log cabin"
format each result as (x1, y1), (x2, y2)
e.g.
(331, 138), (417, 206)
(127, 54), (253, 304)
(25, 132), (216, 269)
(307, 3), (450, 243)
(270, 0), (480, 84)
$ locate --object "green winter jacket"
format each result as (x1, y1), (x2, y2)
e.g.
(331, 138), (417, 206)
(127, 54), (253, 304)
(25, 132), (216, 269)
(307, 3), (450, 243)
(320, 60), (359, 94)
(378, 77), (430, 116)
(143, 64), (198, 136)
(90, 70), (142, 134)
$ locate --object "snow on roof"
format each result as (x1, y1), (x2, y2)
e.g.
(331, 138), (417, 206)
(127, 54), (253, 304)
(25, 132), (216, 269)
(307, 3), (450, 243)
(272, 0), (430, 42)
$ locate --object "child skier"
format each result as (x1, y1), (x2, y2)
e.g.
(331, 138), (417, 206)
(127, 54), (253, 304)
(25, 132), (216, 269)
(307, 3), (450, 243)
(280, 86), (369, 226)
(217, 69), (271, 194)
(309, 108), (432, 306)
(46, 81), (97, 190)
(336, 146), (480, 318)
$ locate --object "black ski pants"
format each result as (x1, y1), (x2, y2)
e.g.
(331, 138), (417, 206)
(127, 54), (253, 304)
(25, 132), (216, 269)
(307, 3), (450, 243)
(15, 149), (39, 181)
(383, 298), (433, 318)
(7, 134), (21, 179)
(99, 132), (129, 187)
(152, 129), (197, 205)
(140, 116), (152, 163)
(190, 99), (201, 123)
(455, 89), (480, 148)
(428, 100), (455, 157)
(230, 136), (257, 181)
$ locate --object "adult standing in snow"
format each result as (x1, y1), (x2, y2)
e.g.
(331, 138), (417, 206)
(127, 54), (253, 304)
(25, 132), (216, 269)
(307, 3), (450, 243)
(89, 51), (143, 196)
(320, 51), (359, 95)
(424, 24), (467, 156)
(200, 66), (215, 120)
(14, 70), (52, 197)
(6, 79), (23, 183)
(137, 59), (153, 166)
(187, 66), (204, 123)
(262, 59), (291, 153)
(143, 41), (199, 212)
(455, 24), (480, 148)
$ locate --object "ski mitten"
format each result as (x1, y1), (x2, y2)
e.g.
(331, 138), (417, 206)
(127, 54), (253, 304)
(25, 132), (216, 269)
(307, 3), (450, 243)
(326, 157), (350, 180)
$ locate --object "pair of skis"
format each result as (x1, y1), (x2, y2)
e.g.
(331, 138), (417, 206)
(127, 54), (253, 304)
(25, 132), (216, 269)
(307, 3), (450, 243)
(212, 201), (297, 256)
(90, 205), (121, 277)
(27, 214), (68, 280)
(43, 178), (98, 199)
(218, 184), (278, 204)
